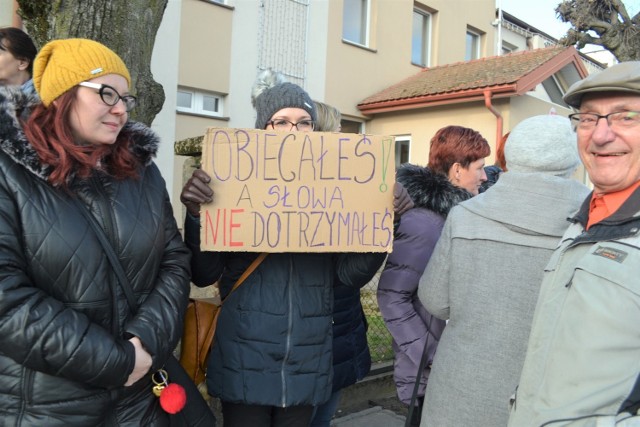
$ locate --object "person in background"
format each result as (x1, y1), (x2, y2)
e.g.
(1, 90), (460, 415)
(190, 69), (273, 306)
(494, 131), (509, 172)
(313, 100), (341, 133)
(417, 115), (589, 427)
(308, 100), (414, 427)
(479, 131), (508, 193)
(508, 61), (640, 427)
(0, 27), (37, 94)
(180, 70), (387, 427)
(377, 125), (490, 426)
(309, 100), (369, 427)
(0, 38), (191, 424)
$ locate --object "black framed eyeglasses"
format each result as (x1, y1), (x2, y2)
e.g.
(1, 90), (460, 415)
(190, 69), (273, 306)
(568, 111), (640, 131)
(78, 81), (137, 112)
(267, 119), (315, 131)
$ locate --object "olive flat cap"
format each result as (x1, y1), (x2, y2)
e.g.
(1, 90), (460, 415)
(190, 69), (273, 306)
(563, 61), (640, 108)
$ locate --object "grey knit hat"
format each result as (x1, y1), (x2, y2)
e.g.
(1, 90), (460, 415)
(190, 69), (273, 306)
(505, 115), (580, 178)
(564, 61), (640, 108)
(251, 69), (317, 129)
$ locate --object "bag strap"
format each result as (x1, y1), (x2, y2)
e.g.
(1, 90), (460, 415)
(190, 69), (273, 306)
(193, 252), (268, 379)
(405, 316), (433, 427)
(225, 252), (268, 301)
(73, 198), (137, 315)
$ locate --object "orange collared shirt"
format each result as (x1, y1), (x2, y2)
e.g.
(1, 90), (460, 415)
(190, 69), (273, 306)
(587, 180), (640, 229)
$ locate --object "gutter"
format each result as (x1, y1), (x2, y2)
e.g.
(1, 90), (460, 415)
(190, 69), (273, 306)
(358, 84), (517, 115)
(483, 90), (503, 152)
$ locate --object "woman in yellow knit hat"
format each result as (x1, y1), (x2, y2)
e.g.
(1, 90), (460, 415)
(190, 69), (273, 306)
(0, 38), (211, 425)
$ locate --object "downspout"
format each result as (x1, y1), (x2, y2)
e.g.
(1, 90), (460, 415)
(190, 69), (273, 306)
(484, 90), (503, 158)
(495, 0), (503, 56)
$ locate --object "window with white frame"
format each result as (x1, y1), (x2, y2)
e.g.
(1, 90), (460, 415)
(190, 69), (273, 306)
(465, 29), (480, 61)
(177, 88), (224, 117)
(412, 8), (431, 67)
(502, 40), (517, 55)
(343, 0), (369, 46)
(542, 75), (565, 106)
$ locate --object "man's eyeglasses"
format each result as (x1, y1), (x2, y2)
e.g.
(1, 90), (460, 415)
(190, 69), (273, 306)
(78, 82), (137, 112)
(569, 111), (640, 131)
(267, 119), (315, 132)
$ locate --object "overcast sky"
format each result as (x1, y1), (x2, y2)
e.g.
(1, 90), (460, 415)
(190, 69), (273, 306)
(500, 0), (571, 39)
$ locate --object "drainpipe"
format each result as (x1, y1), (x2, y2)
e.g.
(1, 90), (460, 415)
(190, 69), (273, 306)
(483, 90), (503, 156)
(495, 0), (503, 56)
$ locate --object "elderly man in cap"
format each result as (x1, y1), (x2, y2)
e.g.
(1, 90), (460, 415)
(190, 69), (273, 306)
(508, 61), (640, 427)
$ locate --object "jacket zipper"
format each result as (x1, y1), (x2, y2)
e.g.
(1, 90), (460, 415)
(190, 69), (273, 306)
(90, 176), (115, 244)
(89, 176), (121, 336)
(89, 177), (126, 425)
(281, 256), (294, 407)
(18, 368), (35, 422)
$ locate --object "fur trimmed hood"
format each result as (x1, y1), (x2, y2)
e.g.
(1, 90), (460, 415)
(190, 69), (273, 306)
(0, 86), (159, 184)
(396, 163), (472, 217)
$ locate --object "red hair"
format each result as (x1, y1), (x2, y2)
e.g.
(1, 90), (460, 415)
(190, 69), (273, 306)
(21, 87), (140, 187)
(495, 132), (509, 171)
(428, 125), (491, 176)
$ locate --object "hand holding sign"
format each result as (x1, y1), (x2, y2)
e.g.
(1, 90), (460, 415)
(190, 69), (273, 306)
(180, 169), (214, 217)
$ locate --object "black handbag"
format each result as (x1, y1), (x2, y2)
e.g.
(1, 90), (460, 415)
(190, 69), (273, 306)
(74, 198), (216, 427)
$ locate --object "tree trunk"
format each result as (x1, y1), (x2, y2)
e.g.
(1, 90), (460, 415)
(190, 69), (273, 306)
(16, 0), (167, 125)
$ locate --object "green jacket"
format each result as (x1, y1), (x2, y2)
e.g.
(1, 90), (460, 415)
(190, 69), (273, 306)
(509, 187), (640, 427)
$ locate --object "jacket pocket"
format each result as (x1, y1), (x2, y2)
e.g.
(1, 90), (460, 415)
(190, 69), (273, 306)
(537, 242), (640, 419)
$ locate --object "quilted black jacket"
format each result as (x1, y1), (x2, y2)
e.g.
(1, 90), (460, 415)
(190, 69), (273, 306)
(0, 88), (191, 425)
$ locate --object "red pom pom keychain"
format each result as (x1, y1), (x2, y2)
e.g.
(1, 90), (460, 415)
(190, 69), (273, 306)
(152, 368), (186, 414)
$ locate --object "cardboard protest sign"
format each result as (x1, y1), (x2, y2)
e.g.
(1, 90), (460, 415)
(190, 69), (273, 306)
(200, 128), (395, 253)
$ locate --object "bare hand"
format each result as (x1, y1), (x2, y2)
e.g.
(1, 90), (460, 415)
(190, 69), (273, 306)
(393, 182), (414, 216)
(124, 337), (152, 386)
(180, 169), (214, 217)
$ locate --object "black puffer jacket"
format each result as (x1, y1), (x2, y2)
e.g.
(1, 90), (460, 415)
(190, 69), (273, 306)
(0, 88), (191, 425)
(330, 282), (371, 392)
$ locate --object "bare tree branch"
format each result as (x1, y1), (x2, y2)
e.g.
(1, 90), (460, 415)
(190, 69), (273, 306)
(556, 0), (639, 61)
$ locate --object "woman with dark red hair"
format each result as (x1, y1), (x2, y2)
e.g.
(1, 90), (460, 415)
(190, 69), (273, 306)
(0, 38), (196, 425)
(377, 125), (490, 426)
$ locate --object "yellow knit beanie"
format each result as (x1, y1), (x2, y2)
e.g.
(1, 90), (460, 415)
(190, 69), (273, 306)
(33, 38), (131, 107)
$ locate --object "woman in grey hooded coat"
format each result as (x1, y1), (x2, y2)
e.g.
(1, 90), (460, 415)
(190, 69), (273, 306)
(417, 115), (590, 427)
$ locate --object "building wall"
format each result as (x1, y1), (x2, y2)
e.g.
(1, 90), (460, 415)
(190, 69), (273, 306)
(365, 100), (507, 166)
(363, 90), (579, 169)
(179, 1), (232, 91)
(320, 1), (419, 120)
(318, 0), (497, 122)
(173, 0), (235, 142)
(150, 0), (181, 215)
(0, 0), (13, 26)
(429, 0), (496, 65)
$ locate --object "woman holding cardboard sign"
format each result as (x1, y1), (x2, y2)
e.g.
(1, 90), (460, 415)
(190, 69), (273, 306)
(180, 70), (388, 427)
